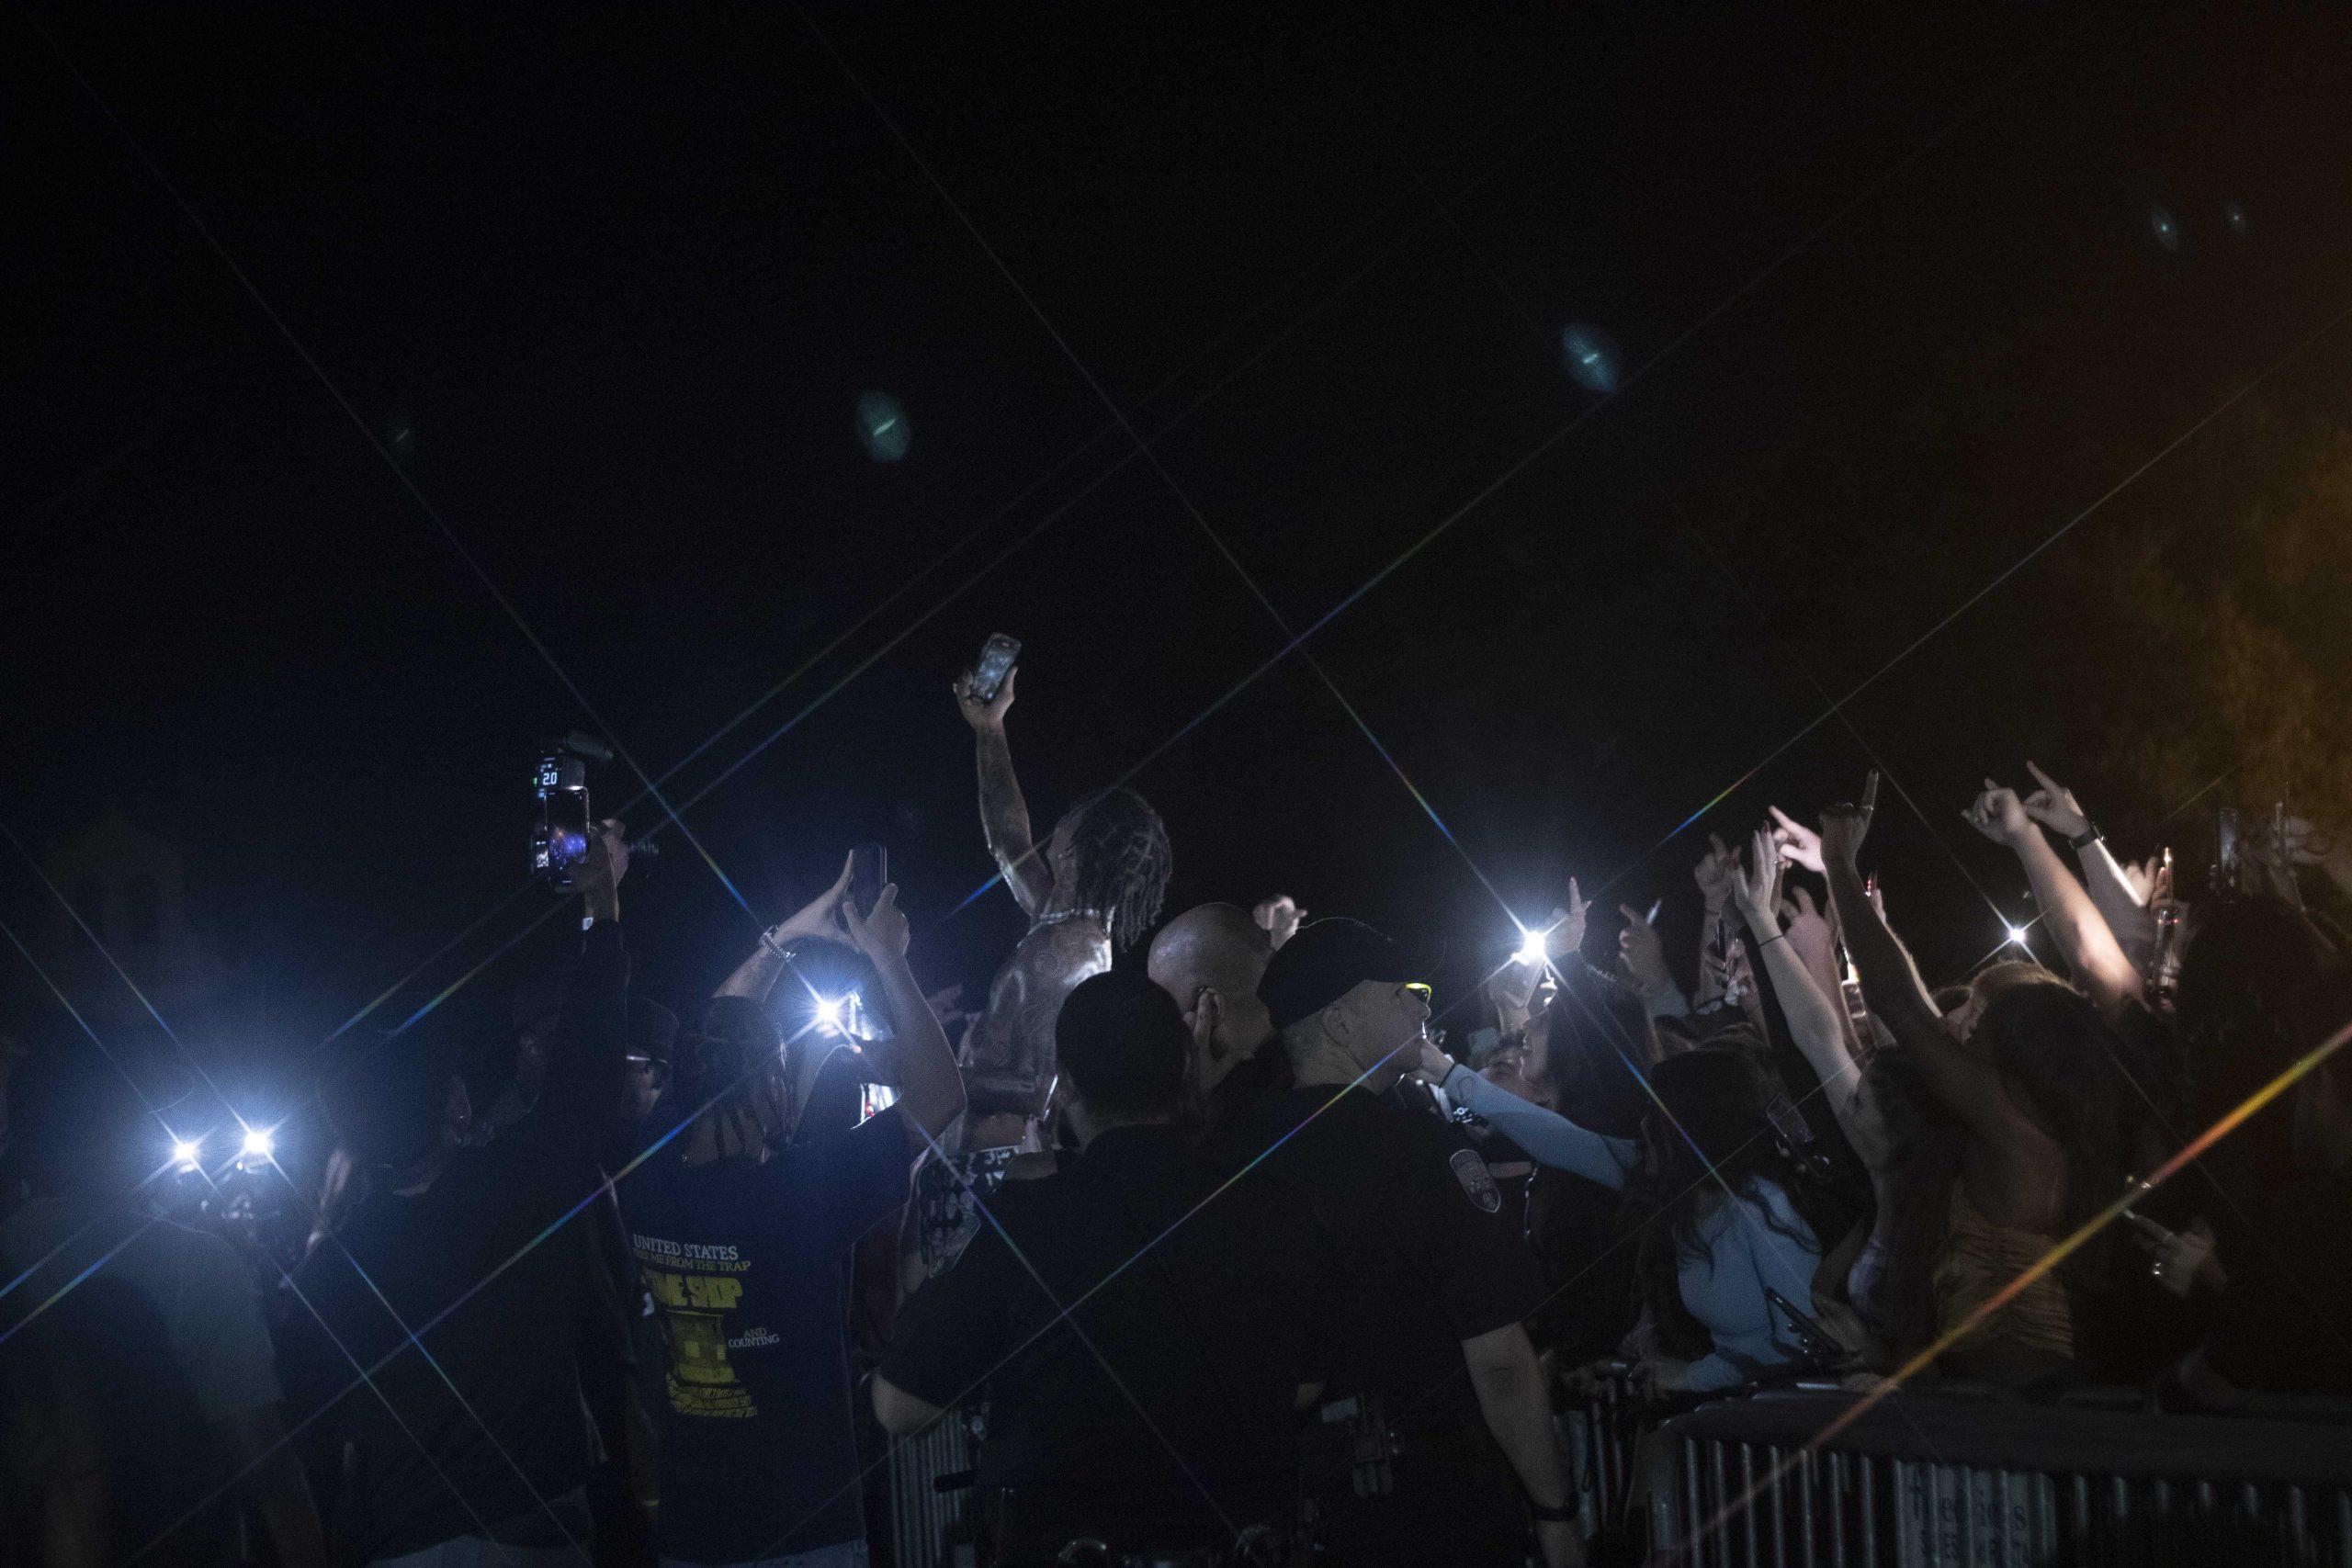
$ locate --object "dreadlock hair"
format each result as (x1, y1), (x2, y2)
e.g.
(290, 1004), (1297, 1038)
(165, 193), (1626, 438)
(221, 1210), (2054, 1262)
(665, 994), (793, 1162)
(1057, 786), (1172, 952)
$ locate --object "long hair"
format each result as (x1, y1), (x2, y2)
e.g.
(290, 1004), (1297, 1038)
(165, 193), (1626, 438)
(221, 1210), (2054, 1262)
(1970, 977), (2145, 1280)
(1620, 1047), (1835, 1360)
(1061, 786), (1171, 952)
(1870, 974), (2148, 1360)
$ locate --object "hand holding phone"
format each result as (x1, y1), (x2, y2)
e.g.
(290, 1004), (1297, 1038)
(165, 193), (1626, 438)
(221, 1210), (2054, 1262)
(849, 843), (888, 920)
(969, 634), (1021, 704)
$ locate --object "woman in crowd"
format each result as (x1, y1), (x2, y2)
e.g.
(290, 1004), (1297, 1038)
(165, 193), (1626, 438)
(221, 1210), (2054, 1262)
(1822, 790), (2143, 1382)
(1422, 997), (1838, 1392)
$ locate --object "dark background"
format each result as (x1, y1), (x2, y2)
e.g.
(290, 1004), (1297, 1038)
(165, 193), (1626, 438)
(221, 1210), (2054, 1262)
(9, 3), (2351, 1134)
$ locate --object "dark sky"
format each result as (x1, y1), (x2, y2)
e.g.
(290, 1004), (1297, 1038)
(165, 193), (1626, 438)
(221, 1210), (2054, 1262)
(10, 3), (2352, 1100)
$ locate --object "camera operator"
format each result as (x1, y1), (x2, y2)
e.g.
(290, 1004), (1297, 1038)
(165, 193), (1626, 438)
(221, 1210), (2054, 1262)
(874, 969), (1326, 1564)
(616, 855), (963, 1568)
(1, 1051), (326, 1568)
(283, 820), (633, 1566)
(1211, 919), (1580, 1568)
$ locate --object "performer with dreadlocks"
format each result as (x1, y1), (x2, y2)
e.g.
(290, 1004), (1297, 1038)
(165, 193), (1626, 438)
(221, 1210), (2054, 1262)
(952, 658), (1172, 1153)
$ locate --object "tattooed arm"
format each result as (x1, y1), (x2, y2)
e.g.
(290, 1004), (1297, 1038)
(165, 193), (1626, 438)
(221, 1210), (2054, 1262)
(956, 665), (1054, 918)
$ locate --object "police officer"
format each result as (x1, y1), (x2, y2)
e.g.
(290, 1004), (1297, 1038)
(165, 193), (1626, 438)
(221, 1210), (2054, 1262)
(874, 970), (1324, 1565)
(1214, 918), (1581, 1568)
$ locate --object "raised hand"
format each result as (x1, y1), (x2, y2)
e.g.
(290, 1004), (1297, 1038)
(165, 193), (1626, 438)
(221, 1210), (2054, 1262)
(842, 882), (910, 962)
(1544, 878), (1590, 961)
(1779, 885), (1838, 981)
(2020, 761), (2091, 840)
(1732, 829), (1781, 923)
(953, 663), (1017, 732)
(770, 852), (856, 948)
(1818, 786), (1876, 873)
(1693, 833), (1740, 910)
(1617, 897), (1671, 995)
(1767, 807), (1826, 875)
(574, 818), (630, 919)
(1962, 779), (2035, 848)
(1253, 895), (1306, 950)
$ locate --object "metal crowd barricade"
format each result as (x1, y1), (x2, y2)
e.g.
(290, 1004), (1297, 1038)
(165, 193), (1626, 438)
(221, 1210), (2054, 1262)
(1558, 1367), (1646, 1540)
(876, 1400), (981, 1568)
(1647, 1387), (2352, 1566)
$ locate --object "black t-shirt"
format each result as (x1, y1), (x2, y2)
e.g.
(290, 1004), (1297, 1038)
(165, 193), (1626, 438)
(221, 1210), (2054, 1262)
(1207, 1083), (1543, 1434)
(282, 920), (628, 1559)
(619, 1105), (915, 1563)
(882, 1124), (1327, 1539)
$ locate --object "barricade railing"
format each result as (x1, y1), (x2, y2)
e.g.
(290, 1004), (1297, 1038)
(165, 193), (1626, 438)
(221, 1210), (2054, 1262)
(1646, 1386), (2352, 1567)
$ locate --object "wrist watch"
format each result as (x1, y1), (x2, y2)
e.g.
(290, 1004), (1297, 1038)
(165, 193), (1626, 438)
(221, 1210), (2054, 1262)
(2069, 824), (2103, 850)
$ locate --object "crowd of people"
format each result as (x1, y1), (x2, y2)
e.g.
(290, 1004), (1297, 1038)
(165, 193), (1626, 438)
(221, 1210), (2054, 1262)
(5, 660), (2352, 1568)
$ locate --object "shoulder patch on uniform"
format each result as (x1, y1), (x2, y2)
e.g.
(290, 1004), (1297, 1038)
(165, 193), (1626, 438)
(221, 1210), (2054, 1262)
(1448, 1146), (1501, 1214)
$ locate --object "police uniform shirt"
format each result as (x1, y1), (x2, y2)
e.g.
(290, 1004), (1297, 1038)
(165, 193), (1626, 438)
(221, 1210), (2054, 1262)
(881, 1123), (1327, 1529)
(1210, 1082), (1543, 1434)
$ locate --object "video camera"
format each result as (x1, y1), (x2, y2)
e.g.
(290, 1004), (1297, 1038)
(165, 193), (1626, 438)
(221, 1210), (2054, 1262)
(533, 731), (657, 888)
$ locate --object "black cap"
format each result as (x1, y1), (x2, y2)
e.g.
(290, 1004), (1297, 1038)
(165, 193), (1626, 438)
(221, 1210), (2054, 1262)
(1258, 917), (1435, 1032)
(628, 998), (680, 1063)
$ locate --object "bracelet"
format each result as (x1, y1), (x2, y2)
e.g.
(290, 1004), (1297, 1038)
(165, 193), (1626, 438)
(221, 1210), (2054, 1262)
(2069, 824), (2103, 850)
(1758, 931), (1790, 948)
(1527, 1497), (1577, 1522)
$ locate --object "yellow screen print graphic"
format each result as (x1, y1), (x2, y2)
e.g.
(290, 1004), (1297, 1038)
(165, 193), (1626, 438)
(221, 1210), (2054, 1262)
(639, 1256), (757, 1418)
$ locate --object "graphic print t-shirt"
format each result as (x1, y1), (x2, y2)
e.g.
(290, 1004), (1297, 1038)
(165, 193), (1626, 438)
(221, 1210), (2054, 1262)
(618, 1105), (912, 1563)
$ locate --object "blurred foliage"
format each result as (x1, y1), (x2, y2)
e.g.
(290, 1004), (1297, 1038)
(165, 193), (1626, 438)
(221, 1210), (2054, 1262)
(2057, 406), (2352, 860)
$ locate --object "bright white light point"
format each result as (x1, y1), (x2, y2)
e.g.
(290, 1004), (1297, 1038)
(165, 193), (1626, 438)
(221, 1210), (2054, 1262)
(2006, 924), (2030, 948)
(1513, 927), (1550, 967)
(242, 1127), (275, 1160)
(814, 997), (846, 1032)
(172, 1138), (200, 1168)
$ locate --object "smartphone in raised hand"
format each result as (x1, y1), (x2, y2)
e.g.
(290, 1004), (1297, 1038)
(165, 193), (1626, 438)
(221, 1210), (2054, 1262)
(849, 843), (888, 919)
(970, 634), (1021, 704)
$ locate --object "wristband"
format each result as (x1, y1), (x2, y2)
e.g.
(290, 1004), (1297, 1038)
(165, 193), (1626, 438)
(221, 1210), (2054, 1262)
(1527, 1498), (1577, 1522)
(2069, 824), (2103, 851)
(1758, 931), (1789, 949)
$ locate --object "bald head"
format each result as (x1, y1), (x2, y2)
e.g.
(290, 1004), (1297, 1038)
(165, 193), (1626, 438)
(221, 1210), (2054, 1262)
(1147, 903), (1274, 1088)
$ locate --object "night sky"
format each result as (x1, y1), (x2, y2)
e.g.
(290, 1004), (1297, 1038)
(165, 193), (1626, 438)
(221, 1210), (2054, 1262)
(11, 4), (2352, 1122)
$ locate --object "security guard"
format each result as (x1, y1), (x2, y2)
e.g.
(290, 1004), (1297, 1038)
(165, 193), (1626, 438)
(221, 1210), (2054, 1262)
(1212, 919), (1582, 1568)
(874, 970), (1323, 1565)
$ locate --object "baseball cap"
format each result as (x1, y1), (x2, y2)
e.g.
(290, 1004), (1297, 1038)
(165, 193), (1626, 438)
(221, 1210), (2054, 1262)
(1258, 917), (1438, 1032)
(627, 998), (680, 1064)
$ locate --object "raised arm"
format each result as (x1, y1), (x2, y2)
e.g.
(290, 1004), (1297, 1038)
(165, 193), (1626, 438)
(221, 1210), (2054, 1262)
(841, 884), (967, 1144)
(2021, 762), (2157, 965)
(537, 820), (631, 1157)
(1422, 1039), (1636, 1189)
(1731, 829), (1865, 1139)
(714, 855), (857, 1002)
(1968, 779), (2143, 1015)
(1822, 796), (2024, 1145)
(1691, 833), (1739, 1009)
(956, 665), (1053, 918)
